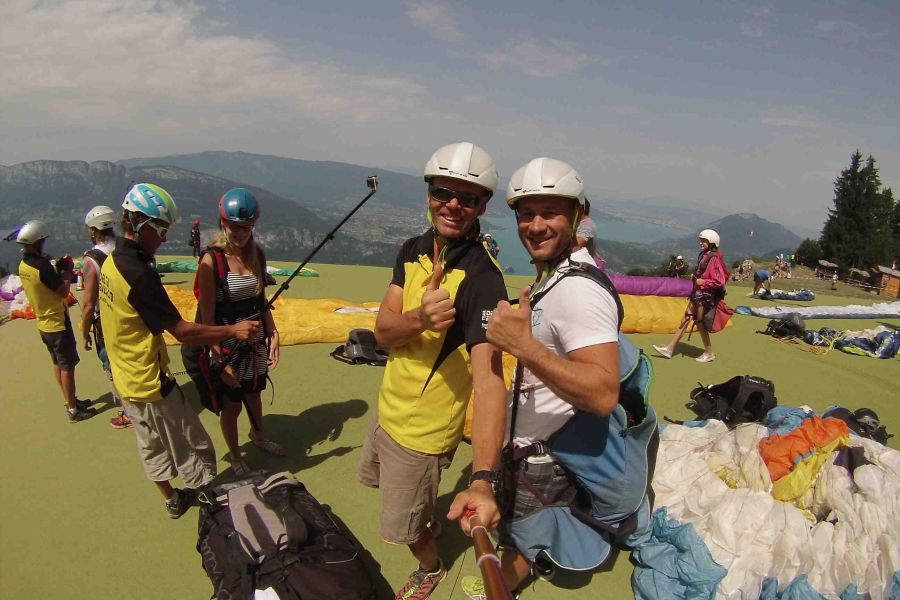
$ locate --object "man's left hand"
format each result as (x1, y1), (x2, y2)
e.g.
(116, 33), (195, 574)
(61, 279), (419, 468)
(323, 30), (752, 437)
(447, 483), (500, 536)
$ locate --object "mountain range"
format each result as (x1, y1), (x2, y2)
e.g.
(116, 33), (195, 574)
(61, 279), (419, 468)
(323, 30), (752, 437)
(2, 151), (805, 274)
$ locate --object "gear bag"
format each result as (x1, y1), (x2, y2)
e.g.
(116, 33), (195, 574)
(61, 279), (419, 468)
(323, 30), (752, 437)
(687, 375), (777, 427)
(499, 261), (659, 571)
(196, 471), (376, 600)
(761, 313), (806, 339)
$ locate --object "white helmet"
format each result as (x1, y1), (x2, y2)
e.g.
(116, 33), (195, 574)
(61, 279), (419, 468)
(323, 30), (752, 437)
(699, 229), (720, 246)
(15, 220), (49, 245)
(85, 205), (116, 230)
(507, 157), (585, 208)
(676, 255), (683, 260)
(424, 142), (499, 195)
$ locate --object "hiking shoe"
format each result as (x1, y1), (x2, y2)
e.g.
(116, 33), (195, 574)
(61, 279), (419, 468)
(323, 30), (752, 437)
(165, 488), (196, 519)
(109, 411), (133, 429)
(696, 352), (716, 363)
(67, 406), (97, 423)
(75, 398), (93, 410)
(652, 344), (673, 359)
(395, 560), (446, 600)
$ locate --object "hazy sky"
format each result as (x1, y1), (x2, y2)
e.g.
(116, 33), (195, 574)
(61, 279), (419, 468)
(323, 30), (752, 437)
(2, 1), (898, 231)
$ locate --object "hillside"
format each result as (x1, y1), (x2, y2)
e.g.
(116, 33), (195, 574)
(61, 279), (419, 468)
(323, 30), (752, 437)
(0, 160), (398, 269)
(651, 213), (803, 264)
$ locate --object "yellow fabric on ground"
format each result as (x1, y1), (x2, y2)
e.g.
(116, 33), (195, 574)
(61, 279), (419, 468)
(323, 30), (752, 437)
(771, 435), (849, 503)
(162, 287), (379, 346)
(162, 288), (717, 347)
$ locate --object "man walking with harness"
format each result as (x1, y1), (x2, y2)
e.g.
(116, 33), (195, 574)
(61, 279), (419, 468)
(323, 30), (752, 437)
(100, 183), (259, 519)
(449, 158), (626, 598)
(358, 142), (508, 599)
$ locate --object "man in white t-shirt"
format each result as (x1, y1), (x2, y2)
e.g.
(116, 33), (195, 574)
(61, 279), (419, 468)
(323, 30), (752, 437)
(449, 158), (621, 598)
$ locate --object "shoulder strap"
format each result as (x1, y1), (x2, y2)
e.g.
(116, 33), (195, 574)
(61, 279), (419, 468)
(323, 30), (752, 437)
(509, 260), (624, 438)
(83, 248), (108, 269)
(530, 260), (623, 330)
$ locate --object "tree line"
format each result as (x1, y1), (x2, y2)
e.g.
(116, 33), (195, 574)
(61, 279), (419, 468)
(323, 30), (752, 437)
(795, 150), (900, 274)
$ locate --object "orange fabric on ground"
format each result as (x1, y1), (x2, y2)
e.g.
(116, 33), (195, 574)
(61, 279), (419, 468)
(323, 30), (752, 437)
(758, 416), (849, 482)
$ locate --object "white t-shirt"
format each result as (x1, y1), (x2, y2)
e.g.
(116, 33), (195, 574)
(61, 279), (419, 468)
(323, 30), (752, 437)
(509, 248), (620, 445)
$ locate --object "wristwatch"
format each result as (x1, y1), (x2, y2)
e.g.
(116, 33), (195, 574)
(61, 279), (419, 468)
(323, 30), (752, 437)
(468, 470), (499, 487)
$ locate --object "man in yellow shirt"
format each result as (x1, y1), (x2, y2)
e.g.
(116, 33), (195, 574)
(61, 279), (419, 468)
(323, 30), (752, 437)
(16, 220), (96, 423)
(358, 143), (508, 599)
(100, 183), (259, 519)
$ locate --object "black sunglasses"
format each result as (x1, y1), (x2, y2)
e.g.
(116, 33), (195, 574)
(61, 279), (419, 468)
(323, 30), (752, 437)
(428, 185), (489, 209)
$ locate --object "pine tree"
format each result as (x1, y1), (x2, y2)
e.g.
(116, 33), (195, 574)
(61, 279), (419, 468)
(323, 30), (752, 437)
(820, 151), (896, 269)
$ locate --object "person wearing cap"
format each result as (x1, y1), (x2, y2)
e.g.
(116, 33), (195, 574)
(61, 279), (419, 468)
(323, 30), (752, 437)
(100, 183), (259, 519)
(653, 229), (727, 362)
(357, 142), (508, 599)
(81, 205), (131, 429)
(190, 220), (202, 257)
(196, 188), (282, 476)
(16, 220), (96, 423)
(449, 157), (625, 597)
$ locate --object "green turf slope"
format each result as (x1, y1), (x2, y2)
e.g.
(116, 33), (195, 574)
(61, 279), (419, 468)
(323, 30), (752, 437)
(0, 264), (896, 599)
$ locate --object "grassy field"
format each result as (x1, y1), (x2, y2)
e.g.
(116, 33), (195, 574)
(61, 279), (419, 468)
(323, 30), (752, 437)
(0, 258), (897, 599)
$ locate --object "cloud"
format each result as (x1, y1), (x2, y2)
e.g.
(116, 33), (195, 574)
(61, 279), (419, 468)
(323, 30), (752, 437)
(739, 22), (765, 38)
(404, 1), (463, 42)
(814, 19), (871, 42)
(480, 39), (592, 77)
(759, 108), (824, 130)
(0, 0), (430, 136)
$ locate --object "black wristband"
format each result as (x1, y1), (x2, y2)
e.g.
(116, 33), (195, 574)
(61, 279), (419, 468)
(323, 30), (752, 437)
(468, 470), (499, 487)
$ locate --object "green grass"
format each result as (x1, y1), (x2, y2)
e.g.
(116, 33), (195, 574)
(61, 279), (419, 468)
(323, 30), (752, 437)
(0, 259), (896, 599)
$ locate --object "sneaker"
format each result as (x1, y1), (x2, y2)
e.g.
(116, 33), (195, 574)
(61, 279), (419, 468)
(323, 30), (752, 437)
(67, 406), (96, 423)
(232, 459), (252, 477)
(696, 352), (716, 363)
(109, 411), (133, 429)
(75, 398), (93, 410)
(165, 488), (196, 519)
(460, 576), (486, 600)
(652, 344), (673, 359)
(461, 576), (518, 600)
(395, 560), (446, 600)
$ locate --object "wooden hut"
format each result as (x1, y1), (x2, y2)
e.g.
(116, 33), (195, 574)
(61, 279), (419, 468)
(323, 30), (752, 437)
(873, 265), (900, 298)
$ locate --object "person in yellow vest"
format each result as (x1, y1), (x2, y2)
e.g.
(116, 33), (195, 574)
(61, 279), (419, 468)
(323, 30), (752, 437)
(16, 220), (96, 423)
(357, 143), (508, 599)
(99, 183), (259, 519)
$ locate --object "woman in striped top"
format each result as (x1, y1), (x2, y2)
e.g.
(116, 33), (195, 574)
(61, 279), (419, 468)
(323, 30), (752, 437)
(197, 188), (283, 476)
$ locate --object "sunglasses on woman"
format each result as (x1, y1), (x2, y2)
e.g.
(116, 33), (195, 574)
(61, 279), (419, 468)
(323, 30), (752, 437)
(428, 185), (490, 209)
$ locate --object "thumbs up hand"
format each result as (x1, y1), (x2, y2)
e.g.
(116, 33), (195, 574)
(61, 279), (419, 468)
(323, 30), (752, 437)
(420, 265), (456, 332)
(486, 286), (534, 357)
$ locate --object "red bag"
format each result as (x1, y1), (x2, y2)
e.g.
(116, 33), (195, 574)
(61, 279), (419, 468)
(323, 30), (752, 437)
(705, 300), (734, 333)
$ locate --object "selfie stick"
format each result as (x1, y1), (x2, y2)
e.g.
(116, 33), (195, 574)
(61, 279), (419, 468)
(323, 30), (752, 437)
(466, 511), (514, 600)
(266, 175), (378, 309)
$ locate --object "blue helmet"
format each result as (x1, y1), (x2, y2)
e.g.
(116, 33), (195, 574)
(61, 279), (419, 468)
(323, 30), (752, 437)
(219, 188), (260, 222)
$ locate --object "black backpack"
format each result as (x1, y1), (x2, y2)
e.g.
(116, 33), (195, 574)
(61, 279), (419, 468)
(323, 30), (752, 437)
(687, 375), (777, 428)
(196, 471), (375, 600)
(761, 313), (806, 339)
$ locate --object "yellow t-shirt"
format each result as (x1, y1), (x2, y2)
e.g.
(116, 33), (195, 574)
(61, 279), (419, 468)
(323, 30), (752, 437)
(18, 252), (67, 333)
(378, 230), (506, 454)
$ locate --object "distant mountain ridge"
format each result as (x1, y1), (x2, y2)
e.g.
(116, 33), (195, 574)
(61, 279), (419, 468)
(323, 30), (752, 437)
(0, 160), (397, 269)
(2, 153), (805, 273)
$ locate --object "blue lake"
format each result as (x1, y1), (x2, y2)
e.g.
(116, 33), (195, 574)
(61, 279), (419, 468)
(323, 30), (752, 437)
(482, 216), (676, 275)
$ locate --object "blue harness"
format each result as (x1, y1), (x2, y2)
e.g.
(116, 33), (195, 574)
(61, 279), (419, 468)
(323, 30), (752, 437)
(501, 261), (659, 570)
